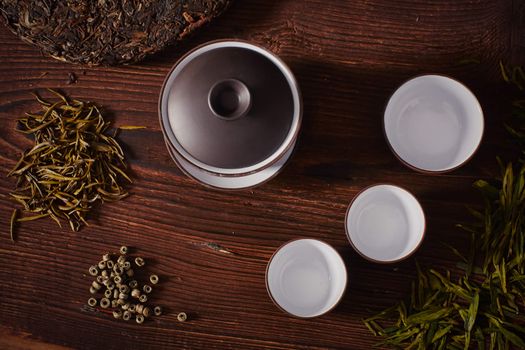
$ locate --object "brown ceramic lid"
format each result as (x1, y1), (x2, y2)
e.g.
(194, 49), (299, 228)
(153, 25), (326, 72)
(160, 40), (302, 175)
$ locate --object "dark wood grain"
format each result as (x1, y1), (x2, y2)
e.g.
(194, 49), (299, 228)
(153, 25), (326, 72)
(0, 1), (523, 349)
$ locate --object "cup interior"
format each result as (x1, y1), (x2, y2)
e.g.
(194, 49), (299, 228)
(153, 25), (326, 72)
(384, 75), (483, 172)
(345, 185), (425, 262)
(266, 239), (347, 318)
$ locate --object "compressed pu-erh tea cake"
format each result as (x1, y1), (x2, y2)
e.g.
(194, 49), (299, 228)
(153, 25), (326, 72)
(0, 0), (232, 65)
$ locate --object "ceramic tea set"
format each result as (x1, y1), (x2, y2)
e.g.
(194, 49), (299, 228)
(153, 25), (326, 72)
(159, 40), (484, 318)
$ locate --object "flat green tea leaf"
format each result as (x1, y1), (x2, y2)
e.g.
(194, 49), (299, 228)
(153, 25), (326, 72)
(466, 293), (479, 332)
(496, 324), (525, 348)
(432, 325), (453, 343)
(406, 308), (451, 324)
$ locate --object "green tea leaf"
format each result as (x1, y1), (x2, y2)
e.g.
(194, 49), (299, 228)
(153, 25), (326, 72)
(432, 325), (453, 343)
(496, 324), (525, 348)
(9, 209), (18, 243)
(406, 308), (451, 324)
(118, 125), (146, 130)
(8, 90), (132, 232)
(17, 213), (50, 222)
(466, 292), (479, 332)
(500, 61), (510, 82)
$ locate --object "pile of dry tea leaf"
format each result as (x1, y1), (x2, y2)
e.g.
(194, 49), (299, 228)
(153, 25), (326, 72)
(86, 246), (182, 324)
(0, 0), (232, 65)
(8, 90), (131, 235)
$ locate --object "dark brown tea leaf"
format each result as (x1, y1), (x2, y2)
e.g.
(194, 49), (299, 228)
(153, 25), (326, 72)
(0, 0), (232, 65)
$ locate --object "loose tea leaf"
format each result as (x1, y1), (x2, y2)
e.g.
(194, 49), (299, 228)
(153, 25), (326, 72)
(86, 246), (175, 325)
(66, 72), (77, 85)
(0, 0), (232, 66)
(9, 209), (18, 242)
(118, 126), (147, 130)
(365, 66), (525, 349)
(8, 90), (131, 232)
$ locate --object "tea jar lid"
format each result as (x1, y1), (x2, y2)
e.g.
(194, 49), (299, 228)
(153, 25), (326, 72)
(160, 40), (302, 175)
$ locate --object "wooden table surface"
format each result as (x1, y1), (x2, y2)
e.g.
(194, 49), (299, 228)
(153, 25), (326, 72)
(1, 1), (524, 349)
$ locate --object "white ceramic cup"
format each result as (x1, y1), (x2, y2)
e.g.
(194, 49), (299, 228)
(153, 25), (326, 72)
(384, 74), (484, 173)
(345, 184), (425, 263)
(266, 239), (347, 318)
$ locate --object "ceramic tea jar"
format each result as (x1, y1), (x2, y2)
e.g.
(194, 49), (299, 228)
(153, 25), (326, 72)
(159, 40), (302, 190)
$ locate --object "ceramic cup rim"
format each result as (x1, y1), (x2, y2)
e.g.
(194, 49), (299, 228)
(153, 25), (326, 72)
(159, 39), (303, 177)
(383, 73), (485, 174)
(344, 183), (426, 264)
(265, 238), (348, 318)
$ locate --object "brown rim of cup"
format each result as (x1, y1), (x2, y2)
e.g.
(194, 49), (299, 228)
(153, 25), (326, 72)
(158, 38), (303, 178)
(344, 183), (427, 264)
(163, 138), (298, 191)
(382, 73), (485, 174)
(265, 238), (348, 319)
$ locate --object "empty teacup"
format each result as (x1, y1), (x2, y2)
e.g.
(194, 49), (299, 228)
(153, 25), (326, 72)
(384, 75), (484, 173)
(345, 184), (425, 263)
(266, 239), (347, 318)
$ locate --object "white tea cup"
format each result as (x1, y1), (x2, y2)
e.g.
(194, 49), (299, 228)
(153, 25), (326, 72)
(345, 184), (425, 263)
(266, 239), (347, 318)
(384, 74), (484, 173)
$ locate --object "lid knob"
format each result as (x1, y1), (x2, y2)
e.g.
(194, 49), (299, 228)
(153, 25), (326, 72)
(208, 79), (252, 120)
